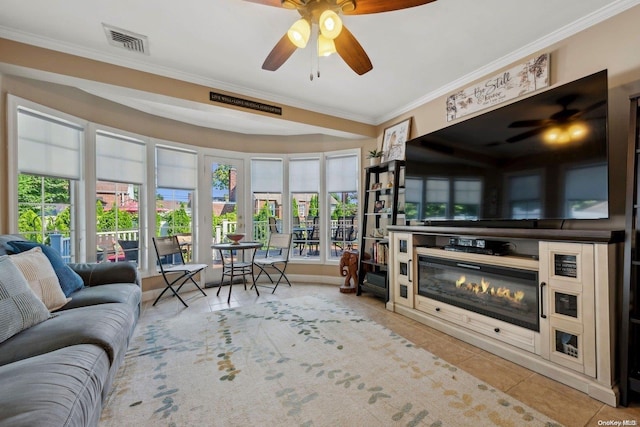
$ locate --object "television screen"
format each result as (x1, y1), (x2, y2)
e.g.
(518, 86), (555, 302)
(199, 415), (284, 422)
(404, 70), (609, 223)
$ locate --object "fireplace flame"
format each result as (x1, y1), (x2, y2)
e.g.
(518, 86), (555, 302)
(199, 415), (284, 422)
(456, 275), (525, 303)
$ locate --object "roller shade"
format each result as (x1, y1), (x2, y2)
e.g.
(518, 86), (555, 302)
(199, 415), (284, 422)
(565, 164), (607, 200)
(326, 155), (358, 192)
(252, 159), (283, 192)
(290, 158), (319, 192)
(96, 132), (145, 184)
(156, 146), (197, 190)
(509, 174), (541, 200)
(426, 178), (449, 203)
(17, 108), (83, 179)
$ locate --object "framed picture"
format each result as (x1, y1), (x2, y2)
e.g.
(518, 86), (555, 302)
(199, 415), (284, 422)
(373, 200), (385, 213)
(381, 118), (411, 162)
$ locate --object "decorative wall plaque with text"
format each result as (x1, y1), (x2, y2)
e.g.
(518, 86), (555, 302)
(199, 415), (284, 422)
(446, 53), (549, 121)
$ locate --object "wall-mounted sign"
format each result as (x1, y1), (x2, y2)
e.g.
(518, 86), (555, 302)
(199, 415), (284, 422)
(209, 92), (282, 115)
(446, 53), (549, 121)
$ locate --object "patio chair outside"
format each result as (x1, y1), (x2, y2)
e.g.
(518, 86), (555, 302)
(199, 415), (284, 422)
(152, 235), (208, 307)
(253, 232), (293, 293)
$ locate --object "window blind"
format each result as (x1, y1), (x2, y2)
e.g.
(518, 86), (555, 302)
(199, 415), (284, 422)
(156, 146), (197, 190)
(251, 159), (283, 192)
(17, 108), (83, 179)
(290, 158), (319, 192)
(326, 155), (357, 192)
(96, 132), (145, 184)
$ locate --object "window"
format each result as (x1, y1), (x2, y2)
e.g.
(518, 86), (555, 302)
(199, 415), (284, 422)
(156, 146), (197, 249)
(404, 177), (423, 220)
(326, 154), (358, 260)
(565, 163), (608, 218)
(454, 179), (482, 220)
(508, 173), (541, 219)
(15, 106), (83, 262)
(290, 158), (320, 259)
(251, 159), (283, 246)
(96, 131), (145, 264)
(425, 178), (449, 219)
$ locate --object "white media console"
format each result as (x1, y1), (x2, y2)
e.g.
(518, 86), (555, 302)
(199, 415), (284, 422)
(387, 225), (622, 406)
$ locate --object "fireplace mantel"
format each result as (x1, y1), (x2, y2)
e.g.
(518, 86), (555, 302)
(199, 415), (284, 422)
(386, 228), (621, 407)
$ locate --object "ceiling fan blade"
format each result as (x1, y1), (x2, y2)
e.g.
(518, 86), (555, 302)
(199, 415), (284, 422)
(506, 127), (546, 143)
(262, 34), (298, 71)
(508, 119), (555, 128)
(568, 99), (607, 120)
(334, 26), (373, 75)
(242, 0), (284, 7)
(343, 0), (437, 15)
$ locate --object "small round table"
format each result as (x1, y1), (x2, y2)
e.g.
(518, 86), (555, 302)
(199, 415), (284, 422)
(212, 241), (262, 303)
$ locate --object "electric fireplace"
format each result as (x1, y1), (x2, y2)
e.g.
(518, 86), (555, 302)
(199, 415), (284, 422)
(417, 255), (539, 331)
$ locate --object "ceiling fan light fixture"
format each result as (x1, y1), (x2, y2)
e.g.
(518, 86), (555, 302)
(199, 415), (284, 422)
(319, 9), (343, 39)
(287, 18), (310, 48)
(317, 34), (336, 57)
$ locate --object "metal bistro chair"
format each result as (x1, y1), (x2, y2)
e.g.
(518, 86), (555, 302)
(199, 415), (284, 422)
(331, 216), (356, 256)
(152, 236), (208, 307)
(253, 232), (293, 293)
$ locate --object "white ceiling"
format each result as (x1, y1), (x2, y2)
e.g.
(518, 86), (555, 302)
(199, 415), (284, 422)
(0, 0), (637, 137)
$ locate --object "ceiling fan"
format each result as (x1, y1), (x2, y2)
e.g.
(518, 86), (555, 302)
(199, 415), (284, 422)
(506, 94), (606, 144)
(244, 0), (437, 76)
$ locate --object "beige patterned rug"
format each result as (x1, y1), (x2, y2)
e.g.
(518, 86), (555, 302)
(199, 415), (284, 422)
(100, 296), (561, 426)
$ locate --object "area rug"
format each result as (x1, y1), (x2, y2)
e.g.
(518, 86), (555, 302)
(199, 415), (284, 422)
(100, 296), (561, 426)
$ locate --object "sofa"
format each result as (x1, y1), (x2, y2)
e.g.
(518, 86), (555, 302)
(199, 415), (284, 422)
(0, 234), (141, 427)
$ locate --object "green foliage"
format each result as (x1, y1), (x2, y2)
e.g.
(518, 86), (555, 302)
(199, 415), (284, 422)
(292, 197), (299, 218)
(163, 203), (191, 235)
(253, 202), (272, 222)
(212, 164), (232, 191)
(18, 175), (69, 206)
(97, 204), (134, 232)
(309, 194), (319, 218)
(18, 210), (43, 243)
(330, 192), (357, 219)
(51, 206), (71, 235)
(213, 207), (238, 228)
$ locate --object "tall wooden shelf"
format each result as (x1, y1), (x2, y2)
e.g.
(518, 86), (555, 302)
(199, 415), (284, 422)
(621, 93), (640, 406)
(357, 159), (405, 301)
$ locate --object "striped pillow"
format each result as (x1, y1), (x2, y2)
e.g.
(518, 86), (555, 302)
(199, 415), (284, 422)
(10, 247), (70, 311)
(0, 255), (50, 343)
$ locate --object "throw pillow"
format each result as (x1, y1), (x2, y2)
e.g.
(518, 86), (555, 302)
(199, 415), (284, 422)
(7, 241), (84, 297)
(0, 255), (51, 344)
(10, 247), (70, 311)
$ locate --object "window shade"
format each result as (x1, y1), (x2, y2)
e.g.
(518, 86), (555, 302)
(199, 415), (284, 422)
(17, 108), (83, 179)
(405, 178), (423, 202)
(156, 146), (197, 190)
(426, 178), (449, 203)
(96, 132), (145, 184)
(565, 164), (607, 200)
(326, 155), (358, 192)
(290, 158), (319, 192)
(509, 174), (541, 200)
(454, 179), (481, 204)
(251, 159), (283, 192)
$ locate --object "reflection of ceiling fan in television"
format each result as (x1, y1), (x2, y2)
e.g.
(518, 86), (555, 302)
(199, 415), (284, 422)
(506, 94), (606, 144)
(244, 0), (437, 76)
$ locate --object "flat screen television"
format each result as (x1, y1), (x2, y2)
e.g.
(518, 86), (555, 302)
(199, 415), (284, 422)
(404, 70), (609, 225)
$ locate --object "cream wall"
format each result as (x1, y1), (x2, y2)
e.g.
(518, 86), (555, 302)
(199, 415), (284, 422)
(2, 5), (640, 287)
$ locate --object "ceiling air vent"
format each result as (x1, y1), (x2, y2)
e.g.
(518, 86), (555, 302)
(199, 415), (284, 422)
(103, 24), (149, 55)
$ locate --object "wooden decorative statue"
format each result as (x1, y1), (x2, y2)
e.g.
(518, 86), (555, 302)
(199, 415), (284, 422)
(339, 250), (358, 293)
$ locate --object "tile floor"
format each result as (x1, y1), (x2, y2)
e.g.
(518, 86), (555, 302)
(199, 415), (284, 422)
(144, 281), (640, 427)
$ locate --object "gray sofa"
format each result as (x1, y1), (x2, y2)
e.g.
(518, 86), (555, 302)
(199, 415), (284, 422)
(0, 236), (141, 427)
